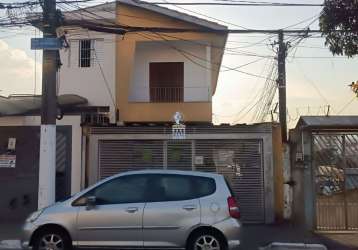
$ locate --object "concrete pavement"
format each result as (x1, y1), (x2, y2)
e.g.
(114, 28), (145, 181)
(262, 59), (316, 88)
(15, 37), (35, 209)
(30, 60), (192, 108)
(1, 221), (358, 250)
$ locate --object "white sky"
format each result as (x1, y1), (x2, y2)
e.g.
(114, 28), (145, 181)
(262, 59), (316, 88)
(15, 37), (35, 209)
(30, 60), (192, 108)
(0, 0), (357, 128)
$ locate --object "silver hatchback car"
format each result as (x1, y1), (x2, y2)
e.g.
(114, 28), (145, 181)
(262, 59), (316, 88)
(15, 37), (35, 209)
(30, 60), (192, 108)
(22, 170), (241, 250)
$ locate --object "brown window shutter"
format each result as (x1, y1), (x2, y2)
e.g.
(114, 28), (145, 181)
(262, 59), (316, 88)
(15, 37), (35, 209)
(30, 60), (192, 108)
(149, 62), (184, 102)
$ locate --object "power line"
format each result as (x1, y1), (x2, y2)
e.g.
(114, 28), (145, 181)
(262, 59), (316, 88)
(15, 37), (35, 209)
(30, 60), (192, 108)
(337, 96), (356, 115)
(59, 2), (117, 108)
(294, 61), (330, 105)
(140, 31), (275, 79)
(160, 0), (249, 30)
(150, 2), (323, 7)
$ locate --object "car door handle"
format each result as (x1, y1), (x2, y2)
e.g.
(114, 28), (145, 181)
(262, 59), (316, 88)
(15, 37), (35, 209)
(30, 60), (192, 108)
(183, 205), (197, 211)
(125, 207), (139, 213)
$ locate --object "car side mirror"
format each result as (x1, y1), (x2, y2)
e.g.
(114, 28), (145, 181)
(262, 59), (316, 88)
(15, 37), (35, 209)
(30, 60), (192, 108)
(86, 196), (96, 210)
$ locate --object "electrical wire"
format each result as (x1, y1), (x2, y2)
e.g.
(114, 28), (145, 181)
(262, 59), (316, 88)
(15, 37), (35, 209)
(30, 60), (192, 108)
(160, 0), (249, 30)
(337, 96), (356, 115)
(294, 61), (330, 105)
(150, 1), (323, 7)
(59, 2), (117, 108)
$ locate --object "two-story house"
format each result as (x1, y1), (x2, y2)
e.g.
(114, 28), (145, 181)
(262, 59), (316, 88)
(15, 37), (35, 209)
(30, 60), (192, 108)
(58, 0), (227, 124)
(56, 0), (280, 224)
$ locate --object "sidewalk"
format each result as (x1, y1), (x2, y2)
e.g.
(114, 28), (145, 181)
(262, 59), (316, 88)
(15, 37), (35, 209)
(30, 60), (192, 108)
(0, 221), (22, 250)
(0, 222), (22, 241)
(1, 221), (358, 250)
(240, 223), (358, 250)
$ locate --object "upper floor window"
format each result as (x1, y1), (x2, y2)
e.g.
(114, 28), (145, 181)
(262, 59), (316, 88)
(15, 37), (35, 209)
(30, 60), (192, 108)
(149, 62), (184, 103)
(79, 39), (94, 68)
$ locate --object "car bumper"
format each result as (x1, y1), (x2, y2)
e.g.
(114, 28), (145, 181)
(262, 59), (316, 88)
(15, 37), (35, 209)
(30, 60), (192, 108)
(213, 218), (241, 250)
(21, 222), (37, 250)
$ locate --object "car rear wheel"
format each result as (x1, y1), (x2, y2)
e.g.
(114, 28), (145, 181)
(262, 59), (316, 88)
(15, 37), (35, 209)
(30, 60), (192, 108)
(33, 228), (72, 250)
(188, 231), (226, 250)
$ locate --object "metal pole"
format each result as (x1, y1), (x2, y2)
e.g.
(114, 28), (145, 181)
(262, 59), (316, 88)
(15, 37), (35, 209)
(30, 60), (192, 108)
(278, 30), (287, 142)
(38, 0), (58, 209)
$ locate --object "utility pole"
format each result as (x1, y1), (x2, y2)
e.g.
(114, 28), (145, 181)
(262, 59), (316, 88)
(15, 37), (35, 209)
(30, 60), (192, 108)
(38, 0), (58, 209)
(277, 30), (288, 142)
(277, 30), (287, 142)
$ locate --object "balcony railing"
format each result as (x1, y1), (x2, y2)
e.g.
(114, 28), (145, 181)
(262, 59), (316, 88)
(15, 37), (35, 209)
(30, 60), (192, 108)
(129, 85), (210, 102)
(150, 86), (184, 103)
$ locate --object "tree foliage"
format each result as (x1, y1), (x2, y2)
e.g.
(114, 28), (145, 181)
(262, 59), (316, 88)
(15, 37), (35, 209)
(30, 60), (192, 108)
(319, 0), (358, 57)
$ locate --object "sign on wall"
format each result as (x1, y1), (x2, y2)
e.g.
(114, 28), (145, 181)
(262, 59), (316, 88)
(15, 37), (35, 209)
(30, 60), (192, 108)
(172, 112), (186, 140)
(0, 154), (16, 168)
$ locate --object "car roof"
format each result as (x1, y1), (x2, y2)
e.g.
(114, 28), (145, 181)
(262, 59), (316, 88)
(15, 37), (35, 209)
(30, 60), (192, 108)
(111, 169), (222, 179)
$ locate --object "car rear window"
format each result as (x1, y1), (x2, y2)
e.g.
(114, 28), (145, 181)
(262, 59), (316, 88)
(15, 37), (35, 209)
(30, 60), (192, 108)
(193, 176), (216, 198)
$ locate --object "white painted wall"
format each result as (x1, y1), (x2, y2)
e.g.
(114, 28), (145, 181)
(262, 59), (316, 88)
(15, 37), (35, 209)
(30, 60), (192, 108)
(59, 30), (117, 123)
(129, 41), (211, 102)
(0, 115), (83, 194)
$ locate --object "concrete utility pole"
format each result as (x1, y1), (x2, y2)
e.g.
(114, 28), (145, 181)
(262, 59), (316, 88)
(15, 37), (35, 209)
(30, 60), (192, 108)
(38, 0), (58, 209)
(277, 30), (288, 142)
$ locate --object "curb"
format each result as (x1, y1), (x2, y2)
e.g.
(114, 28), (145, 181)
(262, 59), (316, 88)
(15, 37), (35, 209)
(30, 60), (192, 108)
(259, 242), (328, 250)
(0, 240), (21, 249)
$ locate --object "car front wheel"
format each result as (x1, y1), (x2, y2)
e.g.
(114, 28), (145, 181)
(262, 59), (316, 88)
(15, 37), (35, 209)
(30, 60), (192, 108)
(33, 228), (72, 250)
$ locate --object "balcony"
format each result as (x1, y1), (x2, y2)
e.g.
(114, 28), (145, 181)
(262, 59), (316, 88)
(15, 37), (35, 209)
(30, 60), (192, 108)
(150, 86), (183, 103)
(129, 86), (210, 103)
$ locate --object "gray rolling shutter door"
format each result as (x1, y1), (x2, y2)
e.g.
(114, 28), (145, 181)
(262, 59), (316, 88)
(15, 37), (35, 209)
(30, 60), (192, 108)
(195, 140), (265, 223)
(167, 141), (192, 171)
(98, 140), (164, 179)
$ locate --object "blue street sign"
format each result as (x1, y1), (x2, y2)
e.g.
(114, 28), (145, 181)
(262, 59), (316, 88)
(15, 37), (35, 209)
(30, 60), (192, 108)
(31, 38), (62, 50)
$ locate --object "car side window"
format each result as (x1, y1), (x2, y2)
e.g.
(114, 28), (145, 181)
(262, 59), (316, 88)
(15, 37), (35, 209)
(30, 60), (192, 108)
(161, 175), (193, 201)
(145, 174), (216, 202)
(74, 175), (149, 206)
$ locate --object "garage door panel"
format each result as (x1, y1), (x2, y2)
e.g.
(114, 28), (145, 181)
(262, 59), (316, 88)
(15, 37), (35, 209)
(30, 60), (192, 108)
(99, 140), (164, 179)
(195, 140), (264, 223)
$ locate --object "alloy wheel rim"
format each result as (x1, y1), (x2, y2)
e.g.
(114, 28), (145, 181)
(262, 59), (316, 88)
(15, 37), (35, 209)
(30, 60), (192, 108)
(39, 234), (64, 250)
(194, 235), (220, 250)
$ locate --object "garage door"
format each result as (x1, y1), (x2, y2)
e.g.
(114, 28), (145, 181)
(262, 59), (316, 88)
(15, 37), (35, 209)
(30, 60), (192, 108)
(98, 139), (265, 223)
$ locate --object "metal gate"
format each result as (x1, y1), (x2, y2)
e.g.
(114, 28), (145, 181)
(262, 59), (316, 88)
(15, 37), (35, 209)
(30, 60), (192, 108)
(98, 139), (265, 223)
(313, 133), (358, 231)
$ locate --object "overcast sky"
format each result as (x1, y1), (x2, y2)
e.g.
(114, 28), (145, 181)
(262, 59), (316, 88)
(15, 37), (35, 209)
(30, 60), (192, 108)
(0, 0), (357, 127)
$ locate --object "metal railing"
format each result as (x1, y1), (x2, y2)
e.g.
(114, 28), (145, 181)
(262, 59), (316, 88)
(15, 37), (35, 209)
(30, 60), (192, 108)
(129, 85), (210, 103)
(150, 86), (183, 103)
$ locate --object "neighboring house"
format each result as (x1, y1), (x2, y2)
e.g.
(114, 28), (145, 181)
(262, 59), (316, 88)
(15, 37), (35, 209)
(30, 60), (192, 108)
(0, 95), (89, 222)
(290, 116), (358, 231)
(0, 0), (286, 224)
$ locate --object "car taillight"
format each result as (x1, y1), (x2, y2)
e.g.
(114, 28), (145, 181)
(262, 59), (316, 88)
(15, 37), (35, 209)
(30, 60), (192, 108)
(227, 196), (240, 219)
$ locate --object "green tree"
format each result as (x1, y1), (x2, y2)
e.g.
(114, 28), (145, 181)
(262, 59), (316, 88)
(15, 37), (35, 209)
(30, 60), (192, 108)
(319, 0), (358, 57)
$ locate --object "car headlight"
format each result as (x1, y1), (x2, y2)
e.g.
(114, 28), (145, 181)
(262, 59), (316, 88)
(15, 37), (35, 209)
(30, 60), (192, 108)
(26, 209), (44, 223)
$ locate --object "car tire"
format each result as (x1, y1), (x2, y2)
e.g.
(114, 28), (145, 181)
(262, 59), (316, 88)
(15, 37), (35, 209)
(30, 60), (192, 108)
(187, 230), (227, 250)
(33, 227), (72, 250)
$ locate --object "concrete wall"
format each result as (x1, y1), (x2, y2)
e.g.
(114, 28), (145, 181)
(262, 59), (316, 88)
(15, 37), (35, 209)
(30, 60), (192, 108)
(59, 30), (117, 123)
(0, 115), (83, 194)
(0, 126), (40, 222)
(129, 41), (211, 102)
(272, 124), (284, 221)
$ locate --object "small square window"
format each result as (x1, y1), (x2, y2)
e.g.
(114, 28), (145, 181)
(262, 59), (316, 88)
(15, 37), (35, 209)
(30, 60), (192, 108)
(79, 39), (94, 68)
